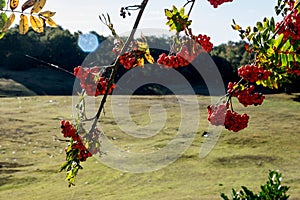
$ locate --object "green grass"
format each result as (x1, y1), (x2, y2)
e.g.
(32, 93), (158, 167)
(0, 94), (300, 199)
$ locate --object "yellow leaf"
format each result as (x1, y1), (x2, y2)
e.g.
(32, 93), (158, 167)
(19, 14), (29, 35)
(10, 0), (19, 11)
(30, 15), (44, 33)
(256, 80), (262, 85)
(22, 0), (36, 12)
(2, 13), (15, 32)
(0, 32), (5, 39)
(231, 24), (241, 30)
(135, 58), (144, 67)
(31, 0), (46, 14)
(45, 17), (56, 27)
(273, 82), (278, 89)
(39, 10), (55, 18)
(137, 41), (148, 52)
(144, 53), (154, 64)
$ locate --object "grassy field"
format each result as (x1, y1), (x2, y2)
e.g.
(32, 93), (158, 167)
(0, 94), (300, 199)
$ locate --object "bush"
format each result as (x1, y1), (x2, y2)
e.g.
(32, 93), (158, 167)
(221, 170), (290, 200)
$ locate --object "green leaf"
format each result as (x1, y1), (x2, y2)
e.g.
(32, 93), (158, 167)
(253, 26), (258, 32)
(263, 17), (269, 28)
(256, 22), (263, 31)
(281, 54), (287, 66)
(165, 9), (172, 18)
(270, 17), (275, 32)
(273, 33), (284, 49)
(179, 7), (185, 15)
(172, 5), (178, 14)
(287, 54), (294, 63)
(0, 0), (5, 9)
(267, 47), (275, 56)
(0, 13), (8, 30)
(247, 32), (255, 41)
(295, 55), (300, 62)
(0, 32), (5, 39)
(281, 39), (291, 51)
(165, 5), (191, 32)
(59, 161), (71, 172)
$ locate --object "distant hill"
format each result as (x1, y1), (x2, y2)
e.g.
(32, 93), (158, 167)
(0, 78), (36, 97)
(0, 67), (75, 96)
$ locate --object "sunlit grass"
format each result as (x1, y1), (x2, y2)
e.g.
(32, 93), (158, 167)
(0, 94), (299, 199)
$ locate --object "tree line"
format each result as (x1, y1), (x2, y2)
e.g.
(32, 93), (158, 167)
(0, 26), (298, 94)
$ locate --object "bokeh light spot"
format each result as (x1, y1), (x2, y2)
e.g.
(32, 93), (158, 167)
(78, 33), (99, 52)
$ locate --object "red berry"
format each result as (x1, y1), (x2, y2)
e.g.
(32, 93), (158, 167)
(208, 0), (233, 8)
(238, 65), (271, 83)
(227, 83), (265, 107)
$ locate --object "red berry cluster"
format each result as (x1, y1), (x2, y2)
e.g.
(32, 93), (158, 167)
(157, 34), (213, 68)
(61, 120), (77, 139)
(207, 103), (249, 132)
(74, 66), (115, 96)
(224, 110), (249, 132)
(208, 0), (233, 8)
(157, 53), (190, 68)
(227, 82), (265, 107)
(238, 65), (271, 82)
(119, 52), (137, 69)
(207, 103), (228, 126)
(61, 120), (92, 162)
(195, 34), (213, 52)
(276, 1), (300, 43)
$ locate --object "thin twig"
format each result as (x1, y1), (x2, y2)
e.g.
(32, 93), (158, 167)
(89, 0), (149, 132)
(186, 0), (196, 17)
(24, 54), (75, 76)
(1, 9), (41, 16)
(271, 1), (300, 39)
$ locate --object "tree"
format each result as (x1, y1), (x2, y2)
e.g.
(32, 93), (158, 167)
(1, 0), (299, 192)
(58, 0), (300, 186)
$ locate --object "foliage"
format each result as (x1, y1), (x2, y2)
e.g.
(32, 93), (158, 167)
(58, 0), (300, 186)
(1, 0), (296, 190)
(207, 0), (300, 132)
(221, 170), (290, 200)
(0, 0), (56, 39)
(210, 41), (253, 72)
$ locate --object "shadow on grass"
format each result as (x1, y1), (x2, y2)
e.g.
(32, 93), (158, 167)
(292, 95), (300, 102)
(0, 162), (34, 187)
(214, 155), (277, 167)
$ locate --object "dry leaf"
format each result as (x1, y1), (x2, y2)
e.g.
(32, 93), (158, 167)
(31, 0), (46, 14)
(45, 17), (56, 27)
(19, 14), (29, 35)
(10, 0), (19, 11)
(30, 15), (44, 33)
(39, 10), (55, 18)
(22, 0), (36, 12)
(2, 13), (15, 32)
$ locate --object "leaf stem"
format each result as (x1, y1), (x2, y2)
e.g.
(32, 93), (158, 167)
(1, 9), (39, 16)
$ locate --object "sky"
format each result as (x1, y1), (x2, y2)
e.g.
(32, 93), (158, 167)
(44, 0), (280, 45)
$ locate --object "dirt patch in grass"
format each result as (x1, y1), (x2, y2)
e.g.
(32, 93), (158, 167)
(214, 154), (277, 167)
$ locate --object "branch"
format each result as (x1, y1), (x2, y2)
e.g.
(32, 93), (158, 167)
(186, 0), (196, 17)
(89, 0), (149, 132)
(271, 1), (300, 39)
